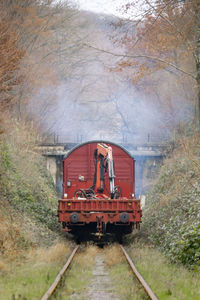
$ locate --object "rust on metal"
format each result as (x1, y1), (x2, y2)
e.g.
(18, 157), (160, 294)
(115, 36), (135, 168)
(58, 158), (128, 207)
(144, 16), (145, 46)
(120, 246), (159, 300)
(41, 246), (79, 300)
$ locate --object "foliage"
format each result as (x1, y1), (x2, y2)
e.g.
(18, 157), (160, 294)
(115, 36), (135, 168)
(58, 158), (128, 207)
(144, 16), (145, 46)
(0, 121), (59, 238)
(142, 133), (200, 267)
(0, 0), (74, 133)
(111, 0), (199, 128)
(0, 1), (25, 111)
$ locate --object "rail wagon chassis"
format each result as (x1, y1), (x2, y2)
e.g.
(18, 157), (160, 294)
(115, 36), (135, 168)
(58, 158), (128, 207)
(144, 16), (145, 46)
(58, 141), (142, 240)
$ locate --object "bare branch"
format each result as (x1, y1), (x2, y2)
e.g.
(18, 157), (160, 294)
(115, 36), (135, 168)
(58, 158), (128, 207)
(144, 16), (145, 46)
(83, 43), (196, 79)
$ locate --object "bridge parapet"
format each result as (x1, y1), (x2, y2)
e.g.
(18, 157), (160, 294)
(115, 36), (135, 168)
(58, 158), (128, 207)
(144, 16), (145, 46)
(35, 142), (167, 157)
(35, 145), (67, 156)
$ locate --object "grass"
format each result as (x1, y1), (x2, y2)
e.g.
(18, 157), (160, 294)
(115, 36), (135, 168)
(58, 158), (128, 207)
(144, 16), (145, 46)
(0, 120), (69, 299)
(0, 197), (61, 260)
(3, 241), (198, 300)
(127, 242), (200, 300)
(53, 244), (98, 299)
(56, 244), (147, 300)
(103, 244), (148, 300)
(0, 242), (71, 300)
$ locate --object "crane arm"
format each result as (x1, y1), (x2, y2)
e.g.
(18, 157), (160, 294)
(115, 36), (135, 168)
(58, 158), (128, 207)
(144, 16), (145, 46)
(96, 143), (115, 198)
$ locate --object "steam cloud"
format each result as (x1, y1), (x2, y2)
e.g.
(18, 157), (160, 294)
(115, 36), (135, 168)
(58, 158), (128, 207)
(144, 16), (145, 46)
(28, 10), (194, 145)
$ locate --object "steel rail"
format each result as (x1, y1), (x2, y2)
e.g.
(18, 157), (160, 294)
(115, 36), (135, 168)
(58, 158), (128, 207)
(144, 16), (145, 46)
(120, 246), (159, 300)
(41, 245), (79, 300)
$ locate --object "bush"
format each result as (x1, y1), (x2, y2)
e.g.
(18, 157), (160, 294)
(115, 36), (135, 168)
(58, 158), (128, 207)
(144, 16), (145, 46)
(142, 134), (200, 267)
(0, 121), (59, 234)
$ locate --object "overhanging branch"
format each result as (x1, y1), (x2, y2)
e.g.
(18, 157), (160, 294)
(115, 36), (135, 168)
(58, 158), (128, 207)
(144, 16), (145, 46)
(84, 43), (196, 80)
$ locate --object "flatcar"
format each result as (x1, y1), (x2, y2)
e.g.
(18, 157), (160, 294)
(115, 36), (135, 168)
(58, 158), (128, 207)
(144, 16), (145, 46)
(58, 141), (142, 241)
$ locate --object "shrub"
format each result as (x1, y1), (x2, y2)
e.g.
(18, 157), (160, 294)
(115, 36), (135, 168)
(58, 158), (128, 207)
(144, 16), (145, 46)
(0, 121), (60, 236)
(142, 134), (200, 267)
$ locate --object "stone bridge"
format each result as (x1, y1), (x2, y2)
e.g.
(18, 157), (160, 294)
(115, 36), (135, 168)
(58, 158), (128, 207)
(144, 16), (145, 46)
(35, 142), (168, 197)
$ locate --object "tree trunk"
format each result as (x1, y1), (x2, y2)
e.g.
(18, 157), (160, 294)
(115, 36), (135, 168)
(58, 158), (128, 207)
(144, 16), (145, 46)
(195, 1), (200, 128)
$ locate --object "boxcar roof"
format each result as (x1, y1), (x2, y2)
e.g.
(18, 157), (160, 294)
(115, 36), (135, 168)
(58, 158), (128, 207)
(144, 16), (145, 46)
(63, 140), (134, 160)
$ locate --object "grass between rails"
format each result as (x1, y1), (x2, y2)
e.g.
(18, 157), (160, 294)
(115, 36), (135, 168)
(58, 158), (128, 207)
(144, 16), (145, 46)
(52, 244), (98, 300)
(54, 244), (149, 300)
(127, 242), (200, 300)
(0, 242), (71, 300)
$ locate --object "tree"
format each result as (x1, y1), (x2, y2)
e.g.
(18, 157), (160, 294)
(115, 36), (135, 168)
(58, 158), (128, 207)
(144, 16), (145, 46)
(0, 0), (84, 130)
(86, 0), (199, 131)
(122, 0), (200, 126)
(0, 1), (24, 114)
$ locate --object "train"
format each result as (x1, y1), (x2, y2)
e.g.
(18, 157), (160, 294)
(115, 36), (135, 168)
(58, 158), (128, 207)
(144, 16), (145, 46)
(58, 141), (142, 242)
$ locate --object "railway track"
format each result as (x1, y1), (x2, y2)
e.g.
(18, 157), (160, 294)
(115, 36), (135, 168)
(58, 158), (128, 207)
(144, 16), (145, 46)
(120, 246), (159, 300)
(40, 245), (79, 300)
(40, 244), (159, 300)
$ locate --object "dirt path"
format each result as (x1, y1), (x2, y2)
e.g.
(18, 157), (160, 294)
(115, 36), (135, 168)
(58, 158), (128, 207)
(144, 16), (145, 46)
(85, 254), (119, 300)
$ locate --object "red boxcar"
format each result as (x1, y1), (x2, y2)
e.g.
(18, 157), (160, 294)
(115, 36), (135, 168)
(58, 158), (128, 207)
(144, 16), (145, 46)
(58, 141), (142, 240)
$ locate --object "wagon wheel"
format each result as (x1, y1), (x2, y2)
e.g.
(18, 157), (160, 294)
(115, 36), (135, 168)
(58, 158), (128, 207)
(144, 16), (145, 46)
(74, 189), (87, 199)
